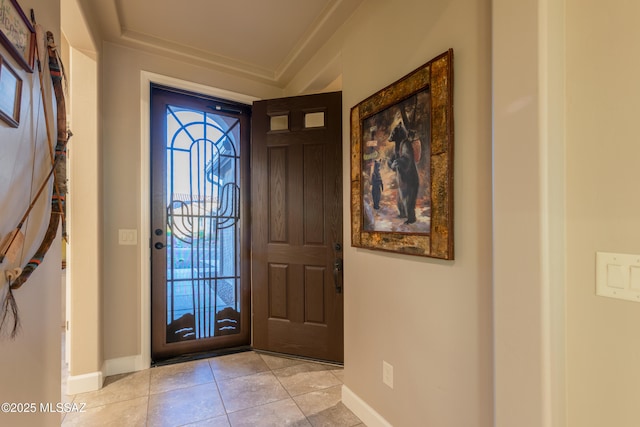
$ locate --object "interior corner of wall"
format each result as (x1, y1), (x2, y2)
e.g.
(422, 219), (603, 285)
(103, 353), (148, 377)
(66, 369), (104, 395)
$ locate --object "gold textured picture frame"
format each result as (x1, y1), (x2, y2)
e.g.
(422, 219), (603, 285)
(350, 49), (454, 259)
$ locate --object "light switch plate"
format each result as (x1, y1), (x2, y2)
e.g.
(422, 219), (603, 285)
(382, 361), (394, 389)
(596, 252), (640, 302)
(118, 229), (137, 245)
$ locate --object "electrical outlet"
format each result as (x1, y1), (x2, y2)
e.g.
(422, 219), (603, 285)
(383, 361), (394, 389)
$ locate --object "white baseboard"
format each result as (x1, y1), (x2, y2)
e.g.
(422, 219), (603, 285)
(103, 354), (150, 377)
(66, 370), (103, 395)
(65, 354), (149, 396)
(342, 384), (393, 427)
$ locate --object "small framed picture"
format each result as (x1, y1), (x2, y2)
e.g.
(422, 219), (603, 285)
(0, 55), (23, 127)
(0, 0), (35, 72)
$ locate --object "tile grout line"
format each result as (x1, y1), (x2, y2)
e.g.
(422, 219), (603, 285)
(207, 358), (233, 426)
(264, 354), (361, 427)
(265, 355), (321, 426)
(273, 369), (309, 423)
(269, 356), (307, 423)
(145, 364), (152, 426)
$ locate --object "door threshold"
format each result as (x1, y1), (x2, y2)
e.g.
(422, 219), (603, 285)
(253, 349), (344, 368)
(151, 345), (252, 367)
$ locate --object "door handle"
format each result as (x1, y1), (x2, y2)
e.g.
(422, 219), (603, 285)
(333, 257), (343, 294)
(154, 242), (165, 250)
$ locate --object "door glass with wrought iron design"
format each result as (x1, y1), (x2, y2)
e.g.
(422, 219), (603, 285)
(151, 85), (250, 361)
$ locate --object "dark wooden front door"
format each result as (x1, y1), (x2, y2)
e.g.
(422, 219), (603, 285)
(251, 92), (344, 363)
(150, 85), (251, 361)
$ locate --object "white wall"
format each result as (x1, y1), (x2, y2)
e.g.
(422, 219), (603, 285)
(566, 1), (640, 426)
(334, 1), (493, 425)
(0, 0), (62, 425)
(67, 45), (102, 387)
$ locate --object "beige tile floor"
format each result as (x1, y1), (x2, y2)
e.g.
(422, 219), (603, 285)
(62, 351), (364, 426)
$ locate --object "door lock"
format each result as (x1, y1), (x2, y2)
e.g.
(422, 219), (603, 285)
(333, 257), (343, 294)
(333, 242), (343, 294)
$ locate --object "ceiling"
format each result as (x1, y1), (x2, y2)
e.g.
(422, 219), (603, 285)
(66, 0), (363, 87)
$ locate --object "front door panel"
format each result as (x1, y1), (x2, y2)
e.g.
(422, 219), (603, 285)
(251, 92), (343, 363)
(150, 85), (251, 361)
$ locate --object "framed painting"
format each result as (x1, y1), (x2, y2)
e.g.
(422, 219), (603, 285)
(0, 54), (22, 127)
(0, 0), (35, 72)
(350, 49), (454, 259)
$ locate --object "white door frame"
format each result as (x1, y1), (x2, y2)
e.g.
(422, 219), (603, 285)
(138, 72), (258, 368)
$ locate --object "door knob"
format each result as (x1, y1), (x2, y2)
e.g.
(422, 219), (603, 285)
(154, 242), (165, 250)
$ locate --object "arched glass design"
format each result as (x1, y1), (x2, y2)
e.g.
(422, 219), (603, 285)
(165, 106), (241, 341)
